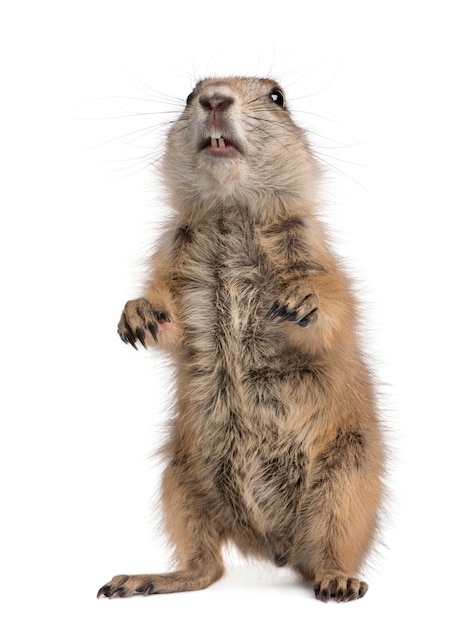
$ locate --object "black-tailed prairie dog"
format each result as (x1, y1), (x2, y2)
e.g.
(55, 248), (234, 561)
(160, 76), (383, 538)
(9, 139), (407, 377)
(98, 76), (385, 603)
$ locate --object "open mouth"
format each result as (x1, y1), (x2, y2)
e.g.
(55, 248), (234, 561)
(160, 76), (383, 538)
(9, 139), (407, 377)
(201, 133), (241, 156)
(207, 136), (230, 149)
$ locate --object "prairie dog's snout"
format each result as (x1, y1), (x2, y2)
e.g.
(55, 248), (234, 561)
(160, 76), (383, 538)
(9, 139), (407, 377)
(200, 95), (234, 112)
(191, 82), (242, 156)
(190, 80), (237, 109)
(199, 83), (234, 112)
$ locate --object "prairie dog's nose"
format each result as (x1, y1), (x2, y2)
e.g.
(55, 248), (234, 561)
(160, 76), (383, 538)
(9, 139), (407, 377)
(199, 93), (234, 111)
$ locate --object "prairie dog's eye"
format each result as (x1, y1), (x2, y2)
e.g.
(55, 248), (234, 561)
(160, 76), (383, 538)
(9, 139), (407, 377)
(186, 90), (195, 106)
(269, 88), (285, 108)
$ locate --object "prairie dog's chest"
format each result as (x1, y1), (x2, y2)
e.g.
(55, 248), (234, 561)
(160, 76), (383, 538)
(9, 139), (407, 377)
(172, 214), (279, 356)
(174, 216), (270, 303)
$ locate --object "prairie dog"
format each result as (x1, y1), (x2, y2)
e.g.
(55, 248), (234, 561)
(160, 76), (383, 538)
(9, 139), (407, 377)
(98, 77), (384, 603)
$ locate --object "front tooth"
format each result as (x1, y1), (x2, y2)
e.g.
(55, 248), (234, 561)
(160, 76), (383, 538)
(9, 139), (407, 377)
(218, 137), (226, 148)
(210, 126), (222, 139)
(211, 137), (217, 147)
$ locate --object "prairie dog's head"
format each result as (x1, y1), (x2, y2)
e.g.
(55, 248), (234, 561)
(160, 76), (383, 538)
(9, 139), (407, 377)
(162, 77), (321, 215)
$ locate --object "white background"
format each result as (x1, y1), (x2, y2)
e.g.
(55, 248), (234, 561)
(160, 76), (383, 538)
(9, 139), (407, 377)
(1, 1), (467, 624)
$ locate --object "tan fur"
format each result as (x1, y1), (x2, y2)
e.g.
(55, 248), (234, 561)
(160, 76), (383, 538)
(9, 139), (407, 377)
(98, 77), (385, 603)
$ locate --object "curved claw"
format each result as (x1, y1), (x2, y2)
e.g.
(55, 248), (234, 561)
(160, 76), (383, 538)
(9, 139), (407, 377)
(156, 312), (171, 324)
(296, 308), (318, 328)
(97, 584), (121, 599)
(266, 301), (282, 319)
(135, 582), (157, 596)
(97, 574), (134, 599)
(278, 311), (299, 323)
(314, 582), (330, 602)
(147, 323), (158, 342)
(122, 331), (138, 350)
(135, 327), (147, 349)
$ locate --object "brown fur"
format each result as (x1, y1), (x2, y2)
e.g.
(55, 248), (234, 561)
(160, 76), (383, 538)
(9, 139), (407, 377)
(97, 77), (384, 603)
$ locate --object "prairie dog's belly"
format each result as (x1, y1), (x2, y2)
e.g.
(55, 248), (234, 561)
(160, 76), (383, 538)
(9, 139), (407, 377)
(174, 216), (307, 531)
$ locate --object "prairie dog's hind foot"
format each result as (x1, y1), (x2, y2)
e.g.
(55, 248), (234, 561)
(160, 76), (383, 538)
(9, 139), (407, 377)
(97, 566), (224, 598)
(97, 574), (155, 599)
(313, 576), (368, 603)
(118, 298), (171, 349)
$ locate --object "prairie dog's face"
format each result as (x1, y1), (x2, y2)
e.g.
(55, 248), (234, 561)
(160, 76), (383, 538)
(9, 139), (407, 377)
(183, 77), (287, 161)
(163, 77), (318, 209)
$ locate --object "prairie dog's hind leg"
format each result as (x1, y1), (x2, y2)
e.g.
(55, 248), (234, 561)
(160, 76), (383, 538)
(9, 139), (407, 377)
(292, 429), (382, 602)
(97, 463), (225, 598)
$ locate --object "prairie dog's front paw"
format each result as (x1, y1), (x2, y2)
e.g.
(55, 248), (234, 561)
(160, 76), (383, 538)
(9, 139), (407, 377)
(118, 298), (171, 349)
(267, 281), (319, 328)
